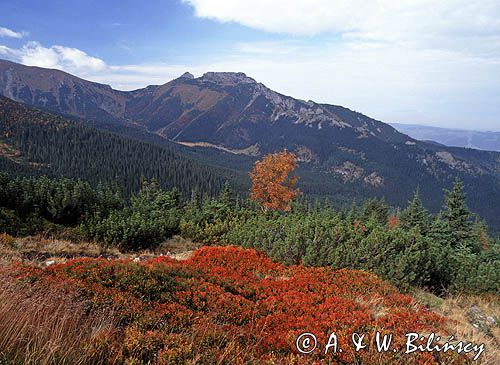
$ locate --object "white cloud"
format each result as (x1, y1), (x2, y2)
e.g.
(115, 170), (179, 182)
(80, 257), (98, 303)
(183, 1), (500, 56)
(51, 45), (107, 72)
(178, 0), (500, 129)
(235, 40), (307, 55)
(0, 41), (191, 90)
(183, 0), (372, 36)
(1, 41), (107, 75)
(0, 26), (26, 39)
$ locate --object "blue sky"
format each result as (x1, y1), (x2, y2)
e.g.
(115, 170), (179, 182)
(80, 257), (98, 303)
(1, 0), (499, 131)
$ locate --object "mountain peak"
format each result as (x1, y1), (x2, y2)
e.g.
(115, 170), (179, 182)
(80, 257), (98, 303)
(201, 72), (256, 85)
(180, 72), (194, 79)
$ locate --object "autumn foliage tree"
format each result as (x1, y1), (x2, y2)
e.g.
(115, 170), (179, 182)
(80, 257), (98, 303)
(249, 150), (300, 211)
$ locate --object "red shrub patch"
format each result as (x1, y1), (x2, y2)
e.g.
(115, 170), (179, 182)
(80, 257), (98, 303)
(2, 246), (466, 364)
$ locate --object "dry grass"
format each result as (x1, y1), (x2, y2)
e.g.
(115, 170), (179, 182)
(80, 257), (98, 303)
(0, 234), (120, 266)
(413, 289), (499, 365)
(156, 235), (199, 254)
(0, 271), (118, 365)
(0, 234), (197, 267)
(437, 294), (499, 365)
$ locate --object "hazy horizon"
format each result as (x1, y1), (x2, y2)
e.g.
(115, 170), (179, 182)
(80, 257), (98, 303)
(391, 122), (500, 133)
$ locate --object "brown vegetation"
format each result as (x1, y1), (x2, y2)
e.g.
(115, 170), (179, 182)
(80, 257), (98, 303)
(440, 294), (499, 365)
(0, 270), (117, 364)
(412, 289), (499, 365)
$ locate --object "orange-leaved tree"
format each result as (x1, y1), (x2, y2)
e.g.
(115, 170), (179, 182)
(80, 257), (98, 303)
(249, 150), (300, 211)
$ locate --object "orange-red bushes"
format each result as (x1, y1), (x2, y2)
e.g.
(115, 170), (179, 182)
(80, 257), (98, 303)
(1, 246), (464, 364)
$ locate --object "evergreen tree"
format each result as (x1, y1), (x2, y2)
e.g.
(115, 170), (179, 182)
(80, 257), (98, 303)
(442, 178), (473, 247)
(219, 181), (233, 206)
(400, 187), (429, 233)
(362, 198), (388, 225)
(470, 215), (490, 253)
(426, 213), (454, 291)
(346, 201), (359, 223)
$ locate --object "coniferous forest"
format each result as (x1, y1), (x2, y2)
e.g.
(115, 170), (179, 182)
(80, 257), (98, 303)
(0, 96), (226, 197)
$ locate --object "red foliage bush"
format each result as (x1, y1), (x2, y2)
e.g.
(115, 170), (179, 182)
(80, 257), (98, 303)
(2, 246), (466, 364)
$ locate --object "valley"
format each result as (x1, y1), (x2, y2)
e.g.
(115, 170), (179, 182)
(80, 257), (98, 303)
(0, 60), (498, 365)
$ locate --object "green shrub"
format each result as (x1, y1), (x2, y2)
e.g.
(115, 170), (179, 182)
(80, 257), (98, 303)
(81, 181), (181, 249)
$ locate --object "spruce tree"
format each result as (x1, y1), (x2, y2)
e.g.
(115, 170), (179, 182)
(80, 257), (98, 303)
(219, 181), (233, 206)
(470, 215), (490, 253)
(362, 198), (388, 225)
(443, 178), (472, 247)
(346, 201), (359, 223)
(427, 213), (454, 290)
(400, 187), (429, 233)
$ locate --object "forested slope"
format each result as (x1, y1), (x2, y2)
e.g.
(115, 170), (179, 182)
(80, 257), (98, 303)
(0, 96), (226, 196)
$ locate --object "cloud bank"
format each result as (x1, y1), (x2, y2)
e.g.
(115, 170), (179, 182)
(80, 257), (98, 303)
(182, 1), (500, 48)
(0, 41), (106, 74)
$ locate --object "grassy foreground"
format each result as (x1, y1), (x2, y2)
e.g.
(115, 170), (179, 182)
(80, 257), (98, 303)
(0, 238), (497, 364)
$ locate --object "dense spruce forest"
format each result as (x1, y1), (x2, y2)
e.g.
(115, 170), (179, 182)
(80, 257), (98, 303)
(1, 172), (498, 294)
(0, 96), (227, 197)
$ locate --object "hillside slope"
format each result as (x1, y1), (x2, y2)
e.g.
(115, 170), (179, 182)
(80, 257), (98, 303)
(0, 96), (226, 196)
(0, 245), (470, 364)
(1, 59), (500, 230)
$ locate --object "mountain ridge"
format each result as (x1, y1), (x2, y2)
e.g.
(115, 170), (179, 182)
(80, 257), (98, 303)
(1, 58), (499, 231)
(0, 59), (412, 147)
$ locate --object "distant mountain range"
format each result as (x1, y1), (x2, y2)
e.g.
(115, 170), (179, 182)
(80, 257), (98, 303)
(391, 123), (500, 152)
(1, 58), (499, 231)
